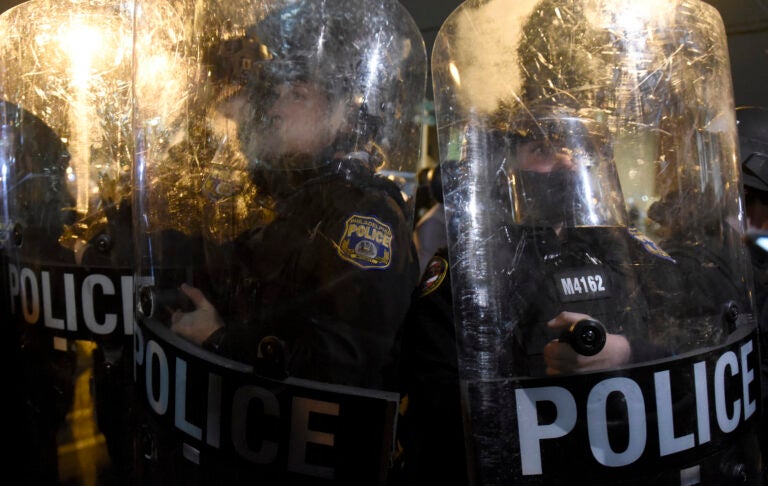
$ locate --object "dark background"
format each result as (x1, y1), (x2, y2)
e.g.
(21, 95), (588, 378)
(0, 0), (765, 107)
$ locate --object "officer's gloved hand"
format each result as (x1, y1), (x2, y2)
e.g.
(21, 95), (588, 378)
(543, 311), (631, 375)
(170, 283), (224, 346)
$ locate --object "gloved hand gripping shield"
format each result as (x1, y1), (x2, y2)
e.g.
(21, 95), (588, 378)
(132, 0), (425, 482)
(0, 0), (135, 483)
(432, 0), (761, 484)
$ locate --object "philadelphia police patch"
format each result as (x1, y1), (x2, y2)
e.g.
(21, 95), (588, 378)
(337, 214), (393, 269)
(419, 254), (448, 297)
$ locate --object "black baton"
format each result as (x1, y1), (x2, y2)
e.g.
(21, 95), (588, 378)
(559, 318), (607, 356)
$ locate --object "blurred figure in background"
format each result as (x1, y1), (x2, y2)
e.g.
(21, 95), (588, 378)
(413, 163), (447, 276)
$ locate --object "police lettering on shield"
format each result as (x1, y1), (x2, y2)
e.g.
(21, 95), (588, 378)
(130, 0), (427, 483)
(429, 0), (764, 483)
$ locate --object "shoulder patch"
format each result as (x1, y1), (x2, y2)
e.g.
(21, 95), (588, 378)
(419, 255), (449, 297)
(627, 227), (676, 263)
(337, 214), (393, 269)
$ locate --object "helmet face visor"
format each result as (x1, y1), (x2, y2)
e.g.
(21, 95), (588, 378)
(505, 114), (627, 228)
(210, 62), (347, 172)
(133, 0), (427, 244)
(195, 0), (426, 177)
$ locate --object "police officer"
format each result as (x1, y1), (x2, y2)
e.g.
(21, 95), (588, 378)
(167, 3), (421, 391)
(397, 106), (677, 483)
(424, 0), (759, 482)
(494, 107), (697, 375)
(737, 105), (768, 481)
(739, 106), (768, 325)
(0, 101), (79, 485)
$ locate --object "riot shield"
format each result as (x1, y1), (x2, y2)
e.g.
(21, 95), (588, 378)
(131, 0), (426, 483)
(431, 0), (762, 484)
(0, 1), (135, 483)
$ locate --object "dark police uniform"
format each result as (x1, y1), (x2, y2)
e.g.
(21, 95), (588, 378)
(203, 157), (419, 391)
(496, 224), (690, 376)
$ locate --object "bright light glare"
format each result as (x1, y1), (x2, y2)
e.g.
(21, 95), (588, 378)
(60, 23), (104, 86)
(449, 62), (461, 87)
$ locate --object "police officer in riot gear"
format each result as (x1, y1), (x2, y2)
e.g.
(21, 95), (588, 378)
(413, 163), (447, 277)
(131, 1), (426, 481)
(402, 109), (672, 375)
(397, 106), (672, 483)
(410, 104), (741, 377)
(2, 95), (136, 486)
(167, 3), (420, 391)
(492, 106), (683, 376)
(424, 0), (761, 482)
(0, 101), (79, 485)
(737, 105), (768, 481)
(463, 104), (743, 376)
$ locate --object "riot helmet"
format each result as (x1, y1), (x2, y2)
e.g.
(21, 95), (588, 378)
(202, 0), (414, 174)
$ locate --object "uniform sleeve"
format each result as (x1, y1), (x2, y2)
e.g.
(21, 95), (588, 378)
(286, 180), (419, 388)
(397, 248), (468, 484)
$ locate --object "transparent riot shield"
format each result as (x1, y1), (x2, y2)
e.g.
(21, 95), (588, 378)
(431, 0), (762, 484)
(0, 1), (134, 483)
(131, 0), (426, 483)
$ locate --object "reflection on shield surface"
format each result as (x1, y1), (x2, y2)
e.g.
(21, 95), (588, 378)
(131, 0), (426, 483)
(0, 0), (135, 483)
(431, 0), (762, 484)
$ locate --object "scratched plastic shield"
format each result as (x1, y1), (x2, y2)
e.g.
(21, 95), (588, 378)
(431, 0), (762, 484)
(131, 0), (426, 483)
(0, 0), (135, 483)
